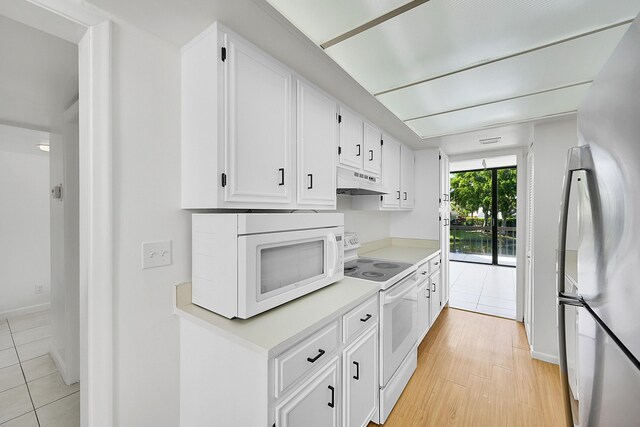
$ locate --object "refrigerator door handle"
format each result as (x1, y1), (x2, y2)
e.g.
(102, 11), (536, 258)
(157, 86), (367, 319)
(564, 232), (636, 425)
(557, 145), (594, 427)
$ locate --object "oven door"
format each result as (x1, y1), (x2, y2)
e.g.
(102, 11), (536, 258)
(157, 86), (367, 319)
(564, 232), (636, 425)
(238, 226), (344, 318)
(380, 272), (419, 387)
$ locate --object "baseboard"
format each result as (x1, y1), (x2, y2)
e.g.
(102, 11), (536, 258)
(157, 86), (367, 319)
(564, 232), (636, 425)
(48, 343), (71, 385)
(530, 349), (559, 365)
(0, 302), (50, 319)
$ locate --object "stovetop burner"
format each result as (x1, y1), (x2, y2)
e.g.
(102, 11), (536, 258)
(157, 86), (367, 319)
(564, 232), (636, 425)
(373, 262), (401, 269)
(343, 257), (413, 283)
(362, 271), (384, 278)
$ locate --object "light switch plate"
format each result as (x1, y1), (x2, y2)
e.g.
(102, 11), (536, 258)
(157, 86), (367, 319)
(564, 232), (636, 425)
(142, 240), (172, 269)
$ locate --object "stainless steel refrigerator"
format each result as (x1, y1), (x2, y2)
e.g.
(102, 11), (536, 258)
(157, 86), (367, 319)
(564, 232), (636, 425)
(557, 15), (640, 427)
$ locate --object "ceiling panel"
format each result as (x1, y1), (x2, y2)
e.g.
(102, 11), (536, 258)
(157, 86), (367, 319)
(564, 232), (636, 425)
(377, 25), (628, 120)
(265, 0), (413, 45)
(406, 83), (589, 138)
(325, 0), (640, 94)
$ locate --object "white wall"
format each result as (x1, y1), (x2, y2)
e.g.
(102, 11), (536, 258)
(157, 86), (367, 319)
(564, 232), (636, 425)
(0, 149), (51, 314)
(109, 19), (190, 426)
(390, 148), (440, 240)
(336, 196), (390, 243)
(530, 116), (579, 362)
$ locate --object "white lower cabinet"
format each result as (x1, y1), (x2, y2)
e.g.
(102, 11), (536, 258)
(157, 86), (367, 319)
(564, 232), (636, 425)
(276, 356), (340, 427)
(429, 268), (442, 326)
(179, 292), (379, 427)
(417, 279), (431, 343)
(343, 326), (378, 427)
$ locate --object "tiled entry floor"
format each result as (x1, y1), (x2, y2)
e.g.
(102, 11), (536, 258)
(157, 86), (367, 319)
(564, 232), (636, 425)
(0, 311), (79, 426)
(449, 261), (516, 319)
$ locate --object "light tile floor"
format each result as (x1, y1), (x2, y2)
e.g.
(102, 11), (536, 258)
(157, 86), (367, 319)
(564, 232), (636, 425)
(448, 261), (516, 319)
(0, 311), (79, 426)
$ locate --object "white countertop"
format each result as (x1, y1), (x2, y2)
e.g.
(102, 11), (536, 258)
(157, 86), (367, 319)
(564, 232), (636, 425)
(174, 278), (379, 357)
(361, 246), (440, 265)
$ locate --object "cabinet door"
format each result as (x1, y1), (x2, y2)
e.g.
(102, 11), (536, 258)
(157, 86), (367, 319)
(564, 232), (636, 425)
(296, 80), (337, 207)
(381, 136), (401, 208)
(400, 145), (415, 208)
(225, 33), (293, 204)
(338, 107), (363, 171)
(343, 326), (377, 427)
(417, 279), (431, 342)
(363, 122), (382, 177)
(276, 357), (340, 427)
(430, 269), (442, 326)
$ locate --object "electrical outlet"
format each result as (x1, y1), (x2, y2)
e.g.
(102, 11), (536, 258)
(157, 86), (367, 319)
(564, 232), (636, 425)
(35, 284), (44, 295)
(142, 240), (172, 269)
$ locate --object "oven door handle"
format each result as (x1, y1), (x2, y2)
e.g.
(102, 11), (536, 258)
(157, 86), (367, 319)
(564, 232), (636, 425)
(383, 275), (418, 305)
(326, 233), (339, 278)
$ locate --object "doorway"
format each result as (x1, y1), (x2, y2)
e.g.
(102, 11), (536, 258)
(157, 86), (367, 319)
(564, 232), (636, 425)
(449, 166), (517, 267)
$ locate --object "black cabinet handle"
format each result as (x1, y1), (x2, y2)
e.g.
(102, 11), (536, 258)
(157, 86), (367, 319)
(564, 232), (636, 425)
(360, 314), (372, 322)
(396, 191), (400, 200)
(278, 168), (285, 186)
(306, 349), (325, 363)
(426, 288), (430, 298)
(353, 361), (360, 380)
(403, 192), (407, 200)
(328, 385), (335, 408)
(307, 173), (313, 190)
(432, 283), (436, 293)
(369, 150), (373, 161)
(356, 144), (361, 156)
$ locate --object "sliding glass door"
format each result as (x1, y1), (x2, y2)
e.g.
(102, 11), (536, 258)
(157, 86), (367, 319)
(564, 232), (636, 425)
(449, 167), (516, 267)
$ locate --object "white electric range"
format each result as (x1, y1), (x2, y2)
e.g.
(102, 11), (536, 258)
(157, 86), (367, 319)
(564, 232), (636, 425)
(343, 232), (425, 424)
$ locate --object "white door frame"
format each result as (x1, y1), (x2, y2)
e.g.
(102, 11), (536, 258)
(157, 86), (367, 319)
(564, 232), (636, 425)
(1, 1), (113, 425)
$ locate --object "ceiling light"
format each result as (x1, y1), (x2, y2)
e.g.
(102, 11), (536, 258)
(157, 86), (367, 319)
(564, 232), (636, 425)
(479, 137), (501, 145)
(36, 143), (50, 152)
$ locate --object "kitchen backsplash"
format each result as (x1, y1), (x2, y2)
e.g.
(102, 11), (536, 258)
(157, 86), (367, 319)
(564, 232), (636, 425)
(336, 195), (391, 243)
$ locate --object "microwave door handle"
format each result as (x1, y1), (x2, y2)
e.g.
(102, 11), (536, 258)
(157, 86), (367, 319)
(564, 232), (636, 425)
(326, 233), (339, 278)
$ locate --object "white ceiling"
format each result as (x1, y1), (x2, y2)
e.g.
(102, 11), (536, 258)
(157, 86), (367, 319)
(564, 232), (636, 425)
(83, 0), (640, 153)
(0, 124), (49, 157)
(266, 0), (640, 140)
(435, 122), (534, 156)
(0, 15), (78, 131)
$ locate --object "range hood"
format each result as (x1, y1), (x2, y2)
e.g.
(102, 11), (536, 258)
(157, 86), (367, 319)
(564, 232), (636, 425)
(337, 167), (388, 195)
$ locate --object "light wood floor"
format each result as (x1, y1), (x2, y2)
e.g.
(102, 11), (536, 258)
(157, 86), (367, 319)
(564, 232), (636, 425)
(371, 307), (566, 427)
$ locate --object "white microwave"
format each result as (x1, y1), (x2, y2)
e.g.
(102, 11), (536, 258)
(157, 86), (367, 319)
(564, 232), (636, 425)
(192, 213), (344, 319)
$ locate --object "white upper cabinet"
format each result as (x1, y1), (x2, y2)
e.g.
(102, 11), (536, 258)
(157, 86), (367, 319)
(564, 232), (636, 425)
(400, 146), (415, 209)
(182, 22), (337, 209)
(381, 136), (401, 208)
(225, 31), (293, 204)
(338, 106), (364, 171)
(363, 122), (382, 177)
(296, 79), (337, 208)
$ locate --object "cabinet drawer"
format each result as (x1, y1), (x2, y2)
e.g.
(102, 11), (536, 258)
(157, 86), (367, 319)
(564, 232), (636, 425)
(343, 295), (378, 343)
(427, 256), (441, 274)
(275, 321), (339, 397)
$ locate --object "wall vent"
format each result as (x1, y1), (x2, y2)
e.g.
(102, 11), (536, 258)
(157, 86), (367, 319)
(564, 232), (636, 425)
(479, 137), (501, 145)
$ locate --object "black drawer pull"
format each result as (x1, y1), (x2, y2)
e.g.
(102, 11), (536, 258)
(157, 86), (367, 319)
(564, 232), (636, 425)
(307, 349), (325, 363)
(353, 361), (360, 380)
(369, 149), (373, 161)
(356, 144), (361, 156)
(396, 191), (400, 200)
(360, 314), (372, 322)
(307, 173), (313, 189)
(404, 191), (407, 200)
(328, 385), (335, 408)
